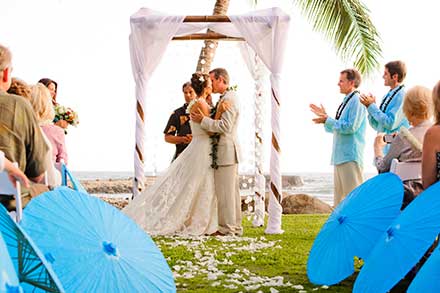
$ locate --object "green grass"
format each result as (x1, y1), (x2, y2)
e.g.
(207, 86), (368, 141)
(154, 214), (358, 292)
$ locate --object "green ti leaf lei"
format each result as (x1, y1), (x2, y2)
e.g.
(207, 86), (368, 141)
(209, 85), (237, 169)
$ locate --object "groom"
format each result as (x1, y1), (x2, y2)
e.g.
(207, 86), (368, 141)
(191, 68), (242, 236)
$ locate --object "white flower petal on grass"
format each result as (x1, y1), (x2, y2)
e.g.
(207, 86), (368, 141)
(269, 288), (279, 293)
(223, 284), (238, 289)
(207, 273), (218, 280)
(182, 272), (194, 279)
(211, 281), (221, 287)
(299, 291), (307, 293)
(245, 284), (261, 291)
(292, 285), (304, 290)
(229, 273), (242, 279)
(173, 272), (181, 278)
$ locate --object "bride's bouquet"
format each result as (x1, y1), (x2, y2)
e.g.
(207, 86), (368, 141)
(54, 104), (79, 127)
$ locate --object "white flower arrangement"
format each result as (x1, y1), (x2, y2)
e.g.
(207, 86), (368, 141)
(185, 99), (198, 114)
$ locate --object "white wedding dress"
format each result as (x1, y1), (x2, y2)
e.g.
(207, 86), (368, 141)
(123, 120), (218, 236)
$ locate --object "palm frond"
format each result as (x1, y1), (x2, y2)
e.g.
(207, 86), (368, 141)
(294, 0), (382, 76)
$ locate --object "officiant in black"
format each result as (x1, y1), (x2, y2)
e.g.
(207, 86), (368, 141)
(163, 82), (196, 161)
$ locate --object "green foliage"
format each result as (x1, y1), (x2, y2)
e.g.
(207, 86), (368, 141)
(293, 0), (382, 76)
(154, 214), (356, 292)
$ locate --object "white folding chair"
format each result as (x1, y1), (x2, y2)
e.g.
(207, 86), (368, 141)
(390, 158), (422, 181)
(0, 166), (23, 223)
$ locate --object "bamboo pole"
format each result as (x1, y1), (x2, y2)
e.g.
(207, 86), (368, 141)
(173, 33), (243, 41)
(183, 15), (231, 22)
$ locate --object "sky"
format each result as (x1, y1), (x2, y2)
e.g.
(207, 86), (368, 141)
(1, 0), (440, 174)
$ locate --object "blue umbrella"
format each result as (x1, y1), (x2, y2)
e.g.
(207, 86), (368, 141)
(353, 181), (440, 293)
(407, 244), (440, 293)
(0, 204), (64, 292)
(307, 173), (403, 285)
(0, 233), (21, 293)
(21, 187), (176, 292)
(59, 162), (88, 194)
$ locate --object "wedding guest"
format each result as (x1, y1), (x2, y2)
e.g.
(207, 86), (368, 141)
(30, 83), (64, 186)
(360, 61), (409, 152)
(7, 77), (32, 101)
(39, 77), (68, 129)
(374, 85), (432, 208)
(422, 80), (440, 189)
(310, 68), (366, 207)
(0, 44), (48, 183)
(38, 78), (58, 105)
(163, 82), (196, 161)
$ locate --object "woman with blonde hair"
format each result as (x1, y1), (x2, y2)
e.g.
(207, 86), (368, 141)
(374, 85), (433, 208)
(422, 81), (440, 188)
(30, 83), (67, 186)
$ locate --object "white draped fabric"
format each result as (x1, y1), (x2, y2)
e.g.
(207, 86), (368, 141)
(230, 8), (289, 234)
(239, 43), (267, 228)
(129, 9), (185, 196)
(129, 7), (290, 233)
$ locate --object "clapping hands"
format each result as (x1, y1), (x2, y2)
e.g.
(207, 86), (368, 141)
(310, 103), (328, 124)
(359, 93), (376, 107)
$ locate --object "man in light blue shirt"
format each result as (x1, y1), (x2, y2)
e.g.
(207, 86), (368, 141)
(310, 69), (366, 206)
(360, 60), (409, 139)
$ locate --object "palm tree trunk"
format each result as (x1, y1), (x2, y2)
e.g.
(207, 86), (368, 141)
(195, 0), (230, 73)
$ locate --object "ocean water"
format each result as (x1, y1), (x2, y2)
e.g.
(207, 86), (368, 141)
(74, 171), (376, 206)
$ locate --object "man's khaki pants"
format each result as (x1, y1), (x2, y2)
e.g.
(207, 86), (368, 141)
(215, 164), (243, 235)
(333, 161), (363, 207)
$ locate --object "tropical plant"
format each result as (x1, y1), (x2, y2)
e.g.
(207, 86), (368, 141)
(294, 0), (381, 75)
(197, 0), (382, 76)
(195, 0), (230, 73)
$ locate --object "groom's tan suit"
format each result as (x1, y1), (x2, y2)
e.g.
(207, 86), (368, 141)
(201, 90), (242, 235)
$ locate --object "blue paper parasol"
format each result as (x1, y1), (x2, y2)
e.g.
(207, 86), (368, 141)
(21, 187), (176, 292)
(407, 244), (440, 293)
(307, 173), (403, 285)
(60, 162), (87, 194)
(0, 233), (21, 293)
(353, 181), (440, 293)
(0, 204), (64, 292)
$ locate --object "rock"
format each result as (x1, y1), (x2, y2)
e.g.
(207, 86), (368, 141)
(100, 197), (129, 210)
(263, 175), (304, 189)
(80, 177), (156, 194)
(281, 194), (332, 214)
(81, 175), (305, 195)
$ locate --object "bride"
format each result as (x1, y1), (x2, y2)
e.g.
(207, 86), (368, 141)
(124, 72), (226, 236)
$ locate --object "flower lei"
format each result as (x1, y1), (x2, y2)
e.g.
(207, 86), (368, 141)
(209, 85), (237, 169)
(185, 99), (198, 114)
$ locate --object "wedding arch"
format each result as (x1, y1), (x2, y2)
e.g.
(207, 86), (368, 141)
(129, 7), (290, 234)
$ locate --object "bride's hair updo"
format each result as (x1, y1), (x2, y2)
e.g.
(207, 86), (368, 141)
(191, 72), (210, 96)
